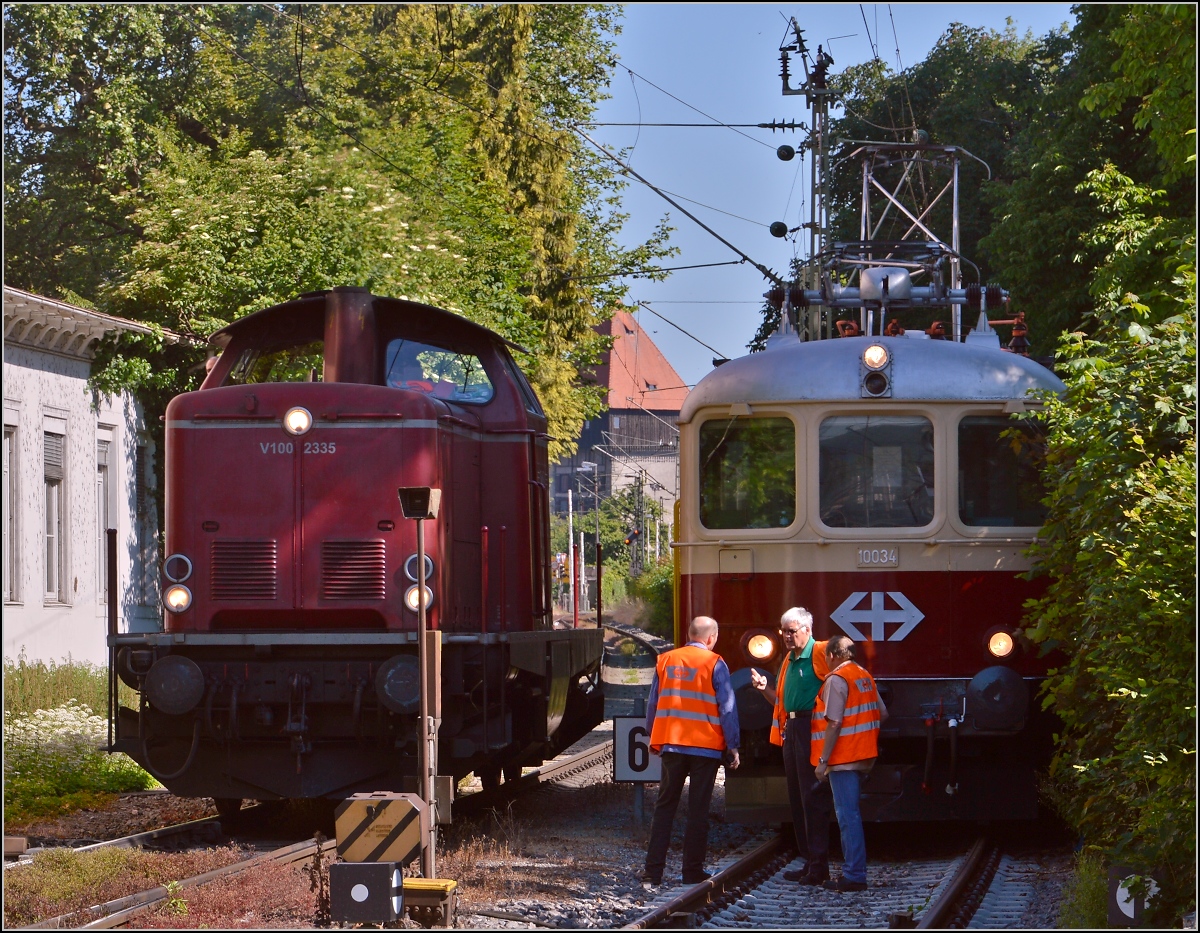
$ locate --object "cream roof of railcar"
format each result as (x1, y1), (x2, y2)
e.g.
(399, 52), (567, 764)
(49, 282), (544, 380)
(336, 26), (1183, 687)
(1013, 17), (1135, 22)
(679, 335), (1065, 423)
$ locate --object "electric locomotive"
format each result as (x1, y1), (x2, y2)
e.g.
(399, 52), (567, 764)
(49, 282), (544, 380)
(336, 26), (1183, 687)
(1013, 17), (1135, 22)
(673, 268), (1064, 822)
(109, 288), (604, 815)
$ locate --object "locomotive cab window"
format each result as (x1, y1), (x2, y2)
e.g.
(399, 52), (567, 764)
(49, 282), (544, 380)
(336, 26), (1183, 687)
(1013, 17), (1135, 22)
(699, 417), (795, 529)
(226, 339), (324, 385)
(384, 339), (494, 403)
(819, 416), (934, 528)
(958, 416), (1047, 527)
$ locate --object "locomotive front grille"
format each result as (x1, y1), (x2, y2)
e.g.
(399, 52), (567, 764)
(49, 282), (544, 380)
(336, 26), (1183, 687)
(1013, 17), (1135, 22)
(322, 540), (387, 600)
(211, 540), (278, 600)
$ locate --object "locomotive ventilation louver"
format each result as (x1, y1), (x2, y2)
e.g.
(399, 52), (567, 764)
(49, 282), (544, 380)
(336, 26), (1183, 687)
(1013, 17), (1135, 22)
(323, 540), (387, 600)
(211, 540), (278, 600)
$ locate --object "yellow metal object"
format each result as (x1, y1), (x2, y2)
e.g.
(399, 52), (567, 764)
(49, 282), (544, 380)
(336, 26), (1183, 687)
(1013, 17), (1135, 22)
(403, 877), (457, 928)
(335, 792), (427, 865)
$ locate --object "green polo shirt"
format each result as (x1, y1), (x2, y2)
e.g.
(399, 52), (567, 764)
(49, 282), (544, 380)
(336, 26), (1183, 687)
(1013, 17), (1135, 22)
(783, 638), (821, 712)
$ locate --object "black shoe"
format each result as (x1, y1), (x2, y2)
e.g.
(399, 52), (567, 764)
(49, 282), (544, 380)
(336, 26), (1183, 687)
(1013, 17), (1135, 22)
(641, 872), (662, 887)
(783, 868), (807, 882)
(681, 870), (712, 884)
(800, 867), (830, 886)
(822, 876), (867, 893)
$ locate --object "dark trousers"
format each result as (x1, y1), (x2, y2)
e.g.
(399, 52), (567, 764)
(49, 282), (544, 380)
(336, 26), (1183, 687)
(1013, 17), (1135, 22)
(645, 751), (721, 878)
(783, 712), (833, 869)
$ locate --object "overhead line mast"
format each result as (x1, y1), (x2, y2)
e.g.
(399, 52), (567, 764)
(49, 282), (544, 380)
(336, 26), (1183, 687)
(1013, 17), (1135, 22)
(772, 18), (1015, 348)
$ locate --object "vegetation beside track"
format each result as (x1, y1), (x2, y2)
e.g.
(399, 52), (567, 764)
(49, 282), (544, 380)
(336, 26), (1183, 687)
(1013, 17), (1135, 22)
(4, 656), (157, 824)
(2, 844), (248, 928)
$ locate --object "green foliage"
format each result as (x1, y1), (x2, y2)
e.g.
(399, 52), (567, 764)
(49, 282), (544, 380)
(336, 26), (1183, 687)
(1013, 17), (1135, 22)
(982, 4), (1196, 349)
(3, 4), (673, 464)
(3, 655), (154, 823)
(1078, 4), (1196, 184)
(1057, 848), (1109, 929)
(1021, 168), (1195, 923)
(4, 653), (137, 717)
(630, 558), (674, 640)
(4, 701), (158, 824)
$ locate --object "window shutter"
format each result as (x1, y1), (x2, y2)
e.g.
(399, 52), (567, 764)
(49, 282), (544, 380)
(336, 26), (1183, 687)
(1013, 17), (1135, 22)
(44, 433), (64, 481)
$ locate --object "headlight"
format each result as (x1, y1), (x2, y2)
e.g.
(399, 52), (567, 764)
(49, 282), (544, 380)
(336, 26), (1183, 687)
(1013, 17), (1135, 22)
(863, 344), (889, 370)
(163, 584), (193, 613)
(404, 553), (434, 582)
(283, 406), (313, 436)
(741, 629), (778, 663)
(404, 584), (433, 612)
(987, 630), (1015, 658)
(746, 634), (776, 660)
(162, 553), (192, 583)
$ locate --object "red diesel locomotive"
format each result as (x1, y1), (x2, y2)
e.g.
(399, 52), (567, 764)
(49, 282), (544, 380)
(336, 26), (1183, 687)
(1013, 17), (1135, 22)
(110, 288), (604, 815)
(673, 288), (1065, 822)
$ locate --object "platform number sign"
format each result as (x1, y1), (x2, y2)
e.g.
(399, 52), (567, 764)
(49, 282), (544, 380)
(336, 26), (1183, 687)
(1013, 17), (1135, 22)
(613, 716), (661, 783)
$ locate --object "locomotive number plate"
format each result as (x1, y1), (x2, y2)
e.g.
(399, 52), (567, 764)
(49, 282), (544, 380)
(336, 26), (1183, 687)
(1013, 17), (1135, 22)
(857, 547), (898, 568)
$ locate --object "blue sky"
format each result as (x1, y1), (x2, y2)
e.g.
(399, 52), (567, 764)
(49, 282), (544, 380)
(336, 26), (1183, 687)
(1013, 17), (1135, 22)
(589, 3), (1076, 388)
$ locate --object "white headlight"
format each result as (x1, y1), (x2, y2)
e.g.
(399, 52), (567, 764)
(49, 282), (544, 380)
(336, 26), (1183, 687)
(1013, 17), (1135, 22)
(988, 631), (1015, 658)
(863, 344), (889, 370)
(404, 585), (433, 612)
(164, 584), (193, 613)
(747, 634), (776, 660)
(283, 407), (313, 435)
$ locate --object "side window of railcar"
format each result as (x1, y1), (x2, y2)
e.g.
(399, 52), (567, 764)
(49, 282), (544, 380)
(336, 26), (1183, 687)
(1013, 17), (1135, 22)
(699, 417), (795, 529)
(819, 416), (934, 528)
(384, 339), (494, 403)
(958, 416), (1047, 527)
(226, 340), (324, 384)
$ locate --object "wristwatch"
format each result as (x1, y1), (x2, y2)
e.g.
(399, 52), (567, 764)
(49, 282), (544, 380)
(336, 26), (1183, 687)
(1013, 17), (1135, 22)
(817, 757), (828, 765)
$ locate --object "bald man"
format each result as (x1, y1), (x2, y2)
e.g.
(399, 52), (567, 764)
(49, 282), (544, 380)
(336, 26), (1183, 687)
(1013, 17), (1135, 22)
(642, 616), (741, 887)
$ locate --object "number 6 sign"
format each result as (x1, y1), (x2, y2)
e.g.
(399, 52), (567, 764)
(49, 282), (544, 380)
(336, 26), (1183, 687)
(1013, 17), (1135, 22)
(613, 717), (662, 782)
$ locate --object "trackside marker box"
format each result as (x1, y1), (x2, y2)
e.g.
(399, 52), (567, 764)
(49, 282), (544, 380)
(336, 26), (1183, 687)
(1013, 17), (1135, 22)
(335, 792), (427, 864)
(330, 861), (403, 924)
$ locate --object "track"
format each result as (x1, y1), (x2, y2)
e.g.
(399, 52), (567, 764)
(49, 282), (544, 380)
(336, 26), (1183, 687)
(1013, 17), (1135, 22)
(21, 836), (336, 930)
(620, 834), (1032, 929)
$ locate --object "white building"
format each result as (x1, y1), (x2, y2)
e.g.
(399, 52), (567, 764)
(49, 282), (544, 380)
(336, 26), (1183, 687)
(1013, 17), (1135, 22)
(3, 286), (167, 666)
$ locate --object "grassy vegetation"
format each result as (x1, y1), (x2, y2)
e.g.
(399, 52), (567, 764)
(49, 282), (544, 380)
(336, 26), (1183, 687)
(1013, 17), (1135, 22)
(4, 655), (157, 825)
(1057, 849), (1109, 929)
(2, 845), (248, 927)
(4, 652), (137, 715)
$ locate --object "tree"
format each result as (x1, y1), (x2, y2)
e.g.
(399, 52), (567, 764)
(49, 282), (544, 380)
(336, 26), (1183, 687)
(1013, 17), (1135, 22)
(4, 4), (672, 462)
(981, 4), (1195, 351)
(1020, 157), (1196, 924)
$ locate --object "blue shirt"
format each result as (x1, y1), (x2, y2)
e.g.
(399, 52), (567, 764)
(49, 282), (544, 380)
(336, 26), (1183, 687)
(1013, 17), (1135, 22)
(645, 642), (741, 759)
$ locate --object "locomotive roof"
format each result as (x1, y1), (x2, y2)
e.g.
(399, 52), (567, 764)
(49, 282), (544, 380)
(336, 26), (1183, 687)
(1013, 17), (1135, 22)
(208, 289), (528, 354)
(680, 335), (1065, 422)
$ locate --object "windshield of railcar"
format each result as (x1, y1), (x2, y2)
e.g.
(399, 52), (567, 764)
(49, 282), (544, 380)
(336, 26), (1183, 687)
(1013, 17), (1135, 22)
(384, 339), (494, 403)
(958, 417), (1047, 527)
(699, 417), (795, 529)
(819, 416), (934, 527)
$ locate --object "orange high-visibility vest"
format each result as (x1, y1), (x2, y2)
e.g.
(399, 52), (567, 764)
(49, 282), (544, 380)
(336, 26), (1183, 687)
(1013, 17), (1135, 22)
(649, 645), (725, 753)
(769, 640), (829, 747)
(810, 661), (882, 766)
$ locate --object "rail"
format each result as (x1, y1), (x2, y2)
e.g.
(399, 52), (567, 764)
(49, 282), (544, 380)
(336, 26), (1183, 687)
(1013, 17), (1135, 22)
(915, 835), (999, 929)
(622, 833), (789, 929)
(22, 837), (336, 930)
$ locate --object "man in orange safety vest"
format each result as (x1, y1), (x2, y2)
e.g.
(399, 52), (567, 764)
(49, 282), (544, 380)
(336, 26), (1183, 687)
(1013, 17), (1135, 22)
(642, 616), (740, 887)
(812, 635), (888, 893)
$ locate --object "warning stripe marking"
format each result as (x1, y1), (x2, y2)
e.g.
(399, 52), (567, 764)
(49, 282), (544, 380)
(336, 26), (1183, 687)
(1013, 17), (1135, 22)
(336, 798), (391, 855)
(364, 806), (420, 864)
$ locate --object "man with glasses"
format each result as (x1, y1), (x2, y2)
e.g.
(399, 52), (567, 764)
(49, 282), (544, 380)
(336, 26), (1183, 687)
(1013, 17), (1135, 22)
(751, 607), (833, 885)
